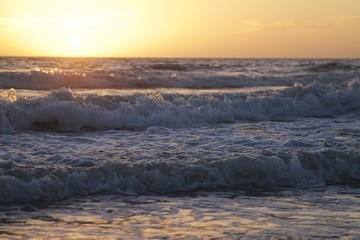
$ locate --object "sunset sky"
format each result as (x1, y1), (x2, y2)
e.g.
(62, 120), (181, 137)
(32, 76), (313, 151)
(0, 0), (359, 58)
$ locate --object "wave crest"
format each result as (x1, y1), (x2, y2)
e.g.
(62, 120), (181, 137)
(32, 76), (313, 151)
(307, 62), (359, 72)
(0, 84), (359, 133)
(0, 148), (359, 204)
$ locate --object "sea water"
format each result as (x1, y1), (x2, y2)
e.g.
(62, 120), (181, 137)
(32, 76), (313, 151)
(0, 58), (359, 239)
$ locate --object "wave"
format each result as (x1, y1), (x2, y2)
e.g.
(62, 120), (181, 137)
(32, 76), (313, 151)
(0, 70), (290, 90)
(0, 83), (359, 133)
(306, 61), (359, 73)
(149, 63), (189, 71)
(0, 66), (358, 90)
(0, 148), (359, 204)
(0, 71), (116, 90)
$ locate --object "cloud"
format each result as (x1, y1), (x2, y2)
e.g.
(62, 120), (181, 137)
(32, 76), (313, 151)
(236, 20), (261, 32)
(235, 19), (311, 34)
(330, 16), (360, 27)
(235, 16), (360, 34)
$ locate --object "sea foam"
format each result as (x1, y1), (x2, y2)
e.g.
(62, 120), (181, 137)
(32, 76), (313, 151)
(0, 82), (359, 133)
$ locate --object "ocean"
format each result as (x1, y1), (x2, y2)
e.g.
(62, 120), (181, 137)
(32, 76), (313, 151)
(0, 57), (359, 239)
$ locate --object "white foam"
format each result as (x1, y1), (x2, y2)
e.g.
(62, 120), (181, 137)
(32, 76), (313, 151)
(0, 83), (359, 133)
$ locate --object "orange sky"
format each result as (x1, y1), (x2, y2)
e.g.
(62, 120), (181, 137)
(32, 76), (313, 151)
(0, 0), (359, 58)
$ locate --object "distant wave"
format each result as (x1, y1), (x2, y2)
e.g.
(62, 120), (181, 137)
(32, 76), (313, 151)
(0, 83), (359, 133)
(306, 61), (359, 73)
(1, 58), (359, 90)
(0, 70), (287, 90)
(149, 63), (189, 71)
(0, 69), (357, 90)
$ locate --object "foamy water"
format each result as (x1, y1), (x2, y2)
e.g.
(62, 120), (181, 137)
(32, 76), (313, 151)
(0, 58), (359, 238)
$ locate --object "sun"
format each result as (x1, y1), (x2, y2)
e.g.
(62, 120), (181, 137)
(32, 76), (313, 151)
(67, 34), (81, 48)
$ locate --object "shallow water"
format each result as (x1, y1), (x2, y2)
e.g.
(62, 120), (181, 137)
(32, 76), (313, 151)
(1, 186), (359, 239)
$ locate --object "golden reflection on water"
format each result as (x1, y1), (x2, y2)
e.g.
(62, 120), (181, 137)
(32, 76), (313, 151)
(1, 187), (359, 239)
(0, 88), (17, 102)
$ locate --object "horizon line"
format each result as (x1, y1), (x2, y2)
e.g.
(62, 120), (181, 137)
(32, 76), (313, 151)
(0, 55), (359, 60)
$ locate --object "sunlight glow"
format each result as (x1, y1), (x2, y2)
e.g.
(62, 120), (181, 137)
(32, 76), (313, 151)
(0, 0), (359, 57)
(68, 35), (81, 48)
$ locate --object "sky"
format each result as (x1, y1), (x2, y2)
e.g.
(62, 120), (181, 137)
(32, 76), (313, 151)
(0, 0), (359, 58)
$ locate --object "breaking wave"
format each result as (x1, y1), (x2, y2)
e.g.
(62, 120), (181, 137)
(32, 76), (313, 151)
(0, 82), (359, 133)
